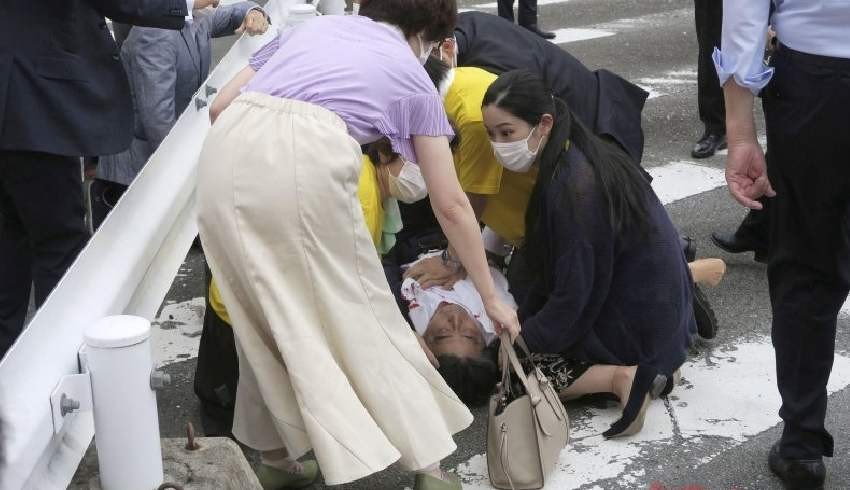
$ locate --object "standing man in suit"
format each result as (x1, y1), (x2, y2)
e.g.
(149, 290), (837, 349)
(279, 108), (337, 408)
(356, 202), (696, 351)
(92, 1), (269, 228)
(717, 0), (850, 486)
(496, 0), (555, 39)
(0, 0), (189, 357)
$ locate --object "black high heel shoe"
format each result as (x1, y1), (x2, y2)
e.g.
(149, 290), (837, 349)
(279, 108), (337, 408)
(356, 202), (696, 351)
(603, 365), (668, 439)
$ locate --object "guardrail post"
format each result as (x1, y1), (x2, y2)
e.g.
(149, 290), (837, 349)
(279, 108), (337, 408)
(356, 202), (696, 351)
(84, 316), (164, 490)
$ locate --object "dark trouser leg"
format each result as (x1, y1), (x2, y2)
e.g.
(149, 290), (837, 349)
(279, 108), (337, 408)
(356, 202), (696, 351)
(0, 160), (32, 355)
(517, 0), (538, 28)
(764, 49), (850, 460)
(694, 0), (725, 135)
(0, 151), (88, 356)
(194, 265), (238, 436)
(733, 202), (770, 254)
(497, 0), (516, 23)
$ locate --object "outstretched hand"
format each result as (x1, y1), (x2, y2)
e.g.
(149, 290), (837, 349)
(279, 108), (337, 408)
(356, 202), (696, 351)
(725, 139), (776, 209)
(236, 9), (269, 36)
(485, 298), (520, 343)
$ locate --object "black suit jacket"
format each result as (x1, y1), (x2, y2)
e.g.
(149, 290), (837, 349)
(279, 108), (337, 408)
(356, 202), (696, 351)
(455, 12), (648, 164)
(0, 0), (187, 157)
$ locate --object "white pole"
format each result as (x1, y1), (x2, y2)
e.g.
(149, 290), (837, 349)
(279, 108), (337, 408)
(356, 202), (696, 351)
(84, 316), (163, 490)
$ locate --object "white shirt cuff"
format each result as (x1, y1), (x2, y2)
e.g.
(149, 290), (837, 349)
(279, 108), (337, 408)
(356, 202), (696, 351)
(713, 47), (774, 96)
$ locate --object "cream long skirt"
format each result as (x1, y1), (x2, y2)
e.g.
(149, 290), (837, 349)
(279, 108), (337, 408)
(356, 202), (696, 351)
(196, 93), (473, 485)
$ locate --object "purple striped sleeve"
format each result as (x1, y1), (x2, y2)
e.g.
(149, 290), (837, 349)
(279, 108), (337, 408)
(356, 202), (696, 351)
(377, 94), (455, 164)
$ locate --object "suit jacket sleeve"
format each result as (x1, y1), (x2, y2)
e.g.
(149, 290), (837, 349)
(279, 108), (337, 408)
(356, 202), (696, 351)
(84, 0), (187, 29)
(131, 29), (179, 151)
(209, 2), (259, 38)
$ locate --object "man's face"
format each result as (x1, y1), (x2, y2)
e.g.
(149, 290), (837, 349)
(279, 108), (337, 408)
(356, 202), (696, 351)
(423, 303), (486, 359)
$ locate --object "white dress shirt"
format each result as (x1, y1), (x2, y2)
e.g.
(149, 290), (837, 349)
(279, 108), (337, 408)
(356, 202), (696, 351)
(401, 254), (517, 346)
(713, 0), (850, 94)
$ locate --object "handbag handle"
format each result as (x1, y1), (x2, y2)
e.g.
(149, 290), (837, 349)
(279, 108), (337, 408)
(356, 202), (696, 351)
(498, 333), (543, 407)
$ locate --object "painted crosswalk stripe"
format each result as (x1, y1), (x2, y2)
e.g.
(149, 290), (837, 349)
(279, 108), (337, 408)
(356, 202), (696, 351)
(648, 161), (727, 205)
(551, 28), (616, 44)
(456, 341), (850, 489)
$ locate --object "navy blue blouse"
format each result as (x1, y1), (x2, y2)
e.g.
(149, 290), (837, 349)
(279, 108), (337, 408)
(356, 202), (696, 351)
(519, 146), (696, 375)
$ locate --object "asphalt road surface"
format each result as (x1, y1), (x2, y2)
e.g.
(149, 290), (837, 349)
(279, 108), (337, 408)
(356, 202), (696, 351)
(150, 1), (850, 488)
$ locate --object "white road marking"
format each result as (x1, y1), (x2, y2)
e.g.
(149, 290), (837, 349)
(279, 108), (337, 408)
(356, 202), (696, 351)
(456, 340), (850, 488)
(151, 297), (205, 366)
(551, 28), (616, 45)
(637, 69), (698, 100)
(648, 161), (727, 205)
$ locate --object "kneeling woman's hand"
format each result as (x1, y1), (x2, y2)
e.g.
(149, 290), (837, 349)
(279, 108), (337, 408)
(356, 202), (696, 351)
(485, 298), (521, 343)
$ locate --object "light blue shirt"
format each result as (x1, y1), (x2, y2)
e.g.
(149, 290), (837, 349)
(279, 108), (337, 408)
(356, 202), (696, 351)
(713, 0), (850, 94)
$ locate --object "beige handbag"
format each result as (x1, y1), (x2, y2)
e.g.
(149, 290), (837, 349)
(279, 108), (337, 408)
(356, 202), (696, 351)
(487, 334), (569, 490)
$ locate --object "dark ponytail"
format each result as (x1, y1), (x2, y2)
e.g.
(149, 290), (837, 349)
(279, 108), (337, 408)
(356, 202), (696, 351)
(482, 70), (651, 269)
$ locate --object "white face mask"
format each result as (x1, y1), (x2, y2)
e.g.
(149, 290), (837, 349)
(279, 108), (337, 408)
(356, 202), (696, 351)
(491, 126), (542, 173)
(388, 160), (428, 203)
(417, 33), (435, 65)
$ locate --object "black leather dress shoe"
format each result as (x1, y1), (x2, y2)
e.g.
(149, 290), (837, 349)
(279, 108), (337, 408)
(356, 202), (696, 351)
(768, 443), (826, 490)
(692, 285), (718, 340)
(522, 24), (556, 39)
(711, 231), (767, 263)
(691, 132), (727, 159)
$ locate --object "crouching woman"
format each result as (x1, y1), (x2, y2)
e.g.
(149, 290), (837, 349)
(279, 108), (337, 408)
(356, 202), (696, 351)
(481, 70), (696, 438)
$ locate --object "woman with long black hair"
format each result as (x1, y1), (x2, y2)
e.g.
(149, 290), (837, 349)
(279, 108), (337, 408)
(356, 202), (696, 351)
(481, 69), (697, 438)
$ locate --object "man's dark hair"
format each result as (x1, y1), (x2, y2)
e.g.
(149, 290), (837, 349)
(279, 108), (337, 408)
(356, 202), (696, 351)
(437, 353), (499, 406)
(359, 0), (457, 42)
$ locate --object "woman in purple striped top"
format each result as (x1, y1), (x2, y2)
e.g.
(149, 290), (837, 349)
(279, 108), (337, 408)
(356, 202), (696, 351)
(196, 1), (520, 488)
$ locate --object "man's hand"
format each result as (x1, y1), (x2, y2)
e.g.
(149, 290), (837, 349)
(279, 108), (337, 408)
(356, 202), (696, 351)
(722, 79), (777, 210)
(236, 9), (269, 35)
(404, 255), (466, 290)
(725, 139), (775, 209)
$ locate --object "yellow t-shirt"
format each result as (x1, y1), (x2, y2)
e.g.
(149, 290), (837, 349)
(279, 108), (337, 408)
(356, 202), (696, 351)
(445, 67), (538, 247)
(209, 155), (384, 324)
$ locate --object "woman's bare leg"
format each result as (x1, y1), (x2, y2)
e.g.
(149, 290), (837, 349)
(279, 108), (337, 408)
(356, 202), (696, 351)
(559, 365), (637, 402)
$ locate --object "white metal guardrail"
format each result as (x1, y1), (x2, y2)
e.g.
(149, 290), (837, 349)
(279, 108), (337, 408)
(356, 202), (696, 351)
(0, 9), (278, 488)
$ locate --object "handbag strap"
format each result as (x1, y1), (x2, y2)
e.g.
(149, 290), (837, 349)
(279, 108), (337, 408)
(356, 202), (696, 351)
(499, 333), (543, 407)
